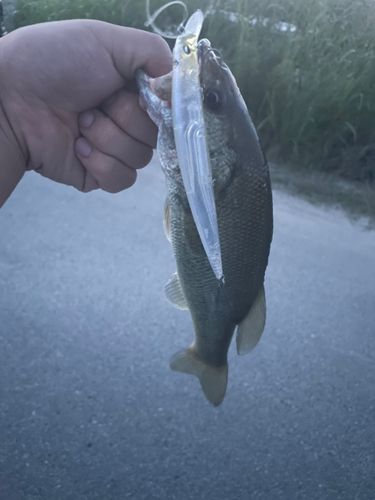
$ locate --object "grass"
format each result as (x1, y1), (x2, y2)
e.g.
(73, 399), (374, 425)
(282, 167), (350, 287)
(205, 0), (375, 183)
(8, 0), (375, 194)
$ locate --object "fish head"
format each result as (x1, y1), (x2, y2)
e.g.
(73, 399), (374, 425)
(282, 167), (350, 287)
(136, 37), (265, 195)
(198, 38), (267, 187)
(198, 38), (246, 191)
(198, 38), (234, 139)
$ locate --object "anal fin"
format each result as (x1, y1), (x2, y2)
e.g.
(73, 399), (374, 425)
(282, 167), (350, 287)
(236, 284), (266, 355)
(165, 272), (188, 310)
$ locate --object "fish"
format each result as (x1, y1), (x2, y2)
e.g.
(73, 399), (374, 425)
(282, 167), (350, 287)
(136, 38), (273, 406)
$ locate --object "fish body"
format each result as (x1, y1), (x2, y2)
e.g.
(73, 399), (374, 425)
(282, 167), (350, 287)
(136, 39), (273, 406)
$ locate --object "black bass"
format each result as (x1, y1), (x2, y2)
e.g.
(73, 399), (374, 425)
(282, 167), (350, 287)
(136, 39), (273, 406)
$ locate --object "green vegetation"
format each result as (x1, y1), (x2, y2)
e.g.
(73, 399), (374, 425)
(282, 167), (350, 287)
(10, 0), (375, 183)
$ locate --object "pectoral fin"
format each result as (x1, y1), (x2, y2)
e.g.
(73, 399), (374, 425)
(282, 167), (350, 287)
(170, 346), (228, 406)
(236, 284), (266, 355)
(164, 200), (171, 242)
(165, 272), (188, 310)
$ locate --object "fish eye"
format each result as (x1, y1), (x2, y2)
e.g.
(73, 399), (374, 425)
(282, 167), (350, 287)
(204, 88), (222, 111)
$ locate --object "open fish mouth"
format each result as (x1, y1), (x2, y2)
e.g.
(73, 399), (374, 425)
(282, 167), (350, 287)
(198, 39), (227, 70)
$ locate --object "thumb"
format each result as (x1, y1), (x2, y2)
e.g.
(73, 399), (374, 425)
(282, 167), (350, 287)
(97, 21), (173, 79)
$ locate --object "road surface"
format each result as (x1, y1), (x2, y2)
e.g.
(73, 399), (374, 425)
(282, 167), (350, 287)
(1, 158), (374, 500)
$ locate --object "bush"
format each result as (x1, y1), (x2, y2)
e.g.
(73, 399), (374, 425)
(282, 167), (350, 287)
(11, 0), (375, 182)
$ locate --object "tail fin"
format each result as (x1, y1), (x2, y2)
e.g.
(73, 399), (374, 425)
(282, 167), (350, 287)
(170, 346), (228, 406)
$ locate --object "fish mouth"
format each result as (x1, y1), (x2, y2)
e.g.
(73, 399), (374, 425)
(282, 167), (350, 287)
(198, 39), (227, 69)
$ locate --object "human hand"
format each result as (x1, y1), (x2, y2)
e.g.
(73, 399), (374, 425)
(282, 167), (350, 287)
(0, 20), (172, 194)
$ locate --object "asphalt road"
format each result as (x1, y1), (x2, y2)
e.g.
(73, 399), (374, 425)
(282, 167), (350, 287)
(1, 158), (374, 500)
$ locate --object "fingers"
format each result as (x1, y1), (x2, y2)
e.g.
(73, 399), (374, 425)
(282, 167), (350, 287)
(101, 89), (158, 148)
(77, 106), (154, 168)
(69, 21), (172, 194)
(75, 102), (154, 192)
(75, 88), (159, 193)
(75, 137), (137, 193)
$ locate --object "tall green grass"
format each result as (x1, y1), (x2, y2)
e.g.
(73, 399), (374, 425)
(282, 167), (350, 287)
(11, 0), (375, 182)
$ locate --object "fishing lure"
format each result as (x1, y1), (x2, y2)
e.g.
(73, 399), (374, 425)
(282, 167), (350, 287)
(172, 10), (223, 280)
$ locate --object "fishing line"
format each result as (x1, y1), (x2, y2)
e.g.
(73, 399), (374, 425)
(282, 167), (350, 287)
(145, 0), (188, 39)
(145, 0), (217, 40)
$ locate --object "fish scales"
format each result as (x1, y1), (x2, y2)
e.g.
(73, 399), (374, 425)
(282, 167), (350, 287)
(167, 164), (271, 363)
(136, 38), (273, 406)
